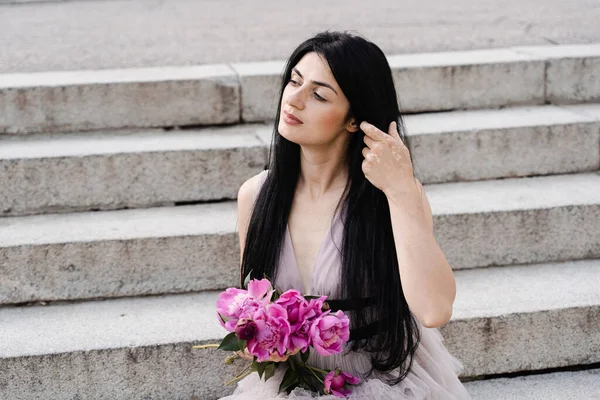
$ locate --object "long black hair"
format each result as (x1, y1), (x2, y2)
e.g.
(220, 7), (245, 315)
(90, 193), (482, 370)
(240, 30), (420, 385)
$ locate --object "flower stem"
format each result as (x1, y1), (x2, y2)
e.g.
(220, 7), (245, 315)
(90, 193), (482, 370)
(225, 370), (252, 386)
(307, 366), (325, 384)
(192, 343), (220, 349)
(306, 366), (329, 375)
(225, 363), (253, 386)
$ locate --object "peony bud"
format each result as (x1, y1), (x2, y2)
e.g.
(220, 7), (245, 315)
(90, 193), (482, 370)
(324, 368), (361, 397)
(224, 354), (236, 364)
(235, 318), (258, 340)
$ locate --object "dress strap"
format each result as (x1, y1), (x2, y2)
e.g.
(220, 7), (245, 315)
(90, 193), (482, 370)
(323, 296), (381, 341)
(349, 321), (380, 341)
(324, 296), (378, 312)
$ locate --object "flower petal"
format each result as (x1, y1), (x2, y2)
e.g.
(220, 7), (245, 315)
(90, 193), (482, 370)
(341, 372), (361, 385)
(247, 278), (271, 299)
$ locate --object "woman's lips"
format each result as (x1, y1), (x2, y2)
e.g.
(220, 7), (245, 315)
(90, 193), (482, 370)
(283, 111), (303, 125)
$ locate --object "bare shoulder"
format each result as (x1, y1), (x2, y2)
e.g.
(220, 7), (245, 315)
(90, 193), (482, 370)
(237, 171), (267, 261)
(237, 171), (266, 213)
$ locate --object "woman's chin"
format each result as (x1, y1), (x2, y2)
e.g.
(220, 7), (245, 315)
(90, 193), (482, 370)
(278, 123), (303, 144)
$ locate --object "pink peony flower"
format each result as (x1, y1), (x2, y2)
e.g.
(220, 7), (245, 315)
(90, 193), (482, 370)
(309, 310), (350, 356)
(274, 289), (307, 331)
(324, 369), (361, 397)
(287, 295), (327, 353)
(235, 318), (258, 340)
(246, 303), (292, 362)
(216, 279), (272, 332)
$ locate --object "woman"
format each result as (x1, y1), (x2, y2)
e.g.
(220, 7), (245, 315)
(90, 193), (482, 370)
(226, 31), (471, 399)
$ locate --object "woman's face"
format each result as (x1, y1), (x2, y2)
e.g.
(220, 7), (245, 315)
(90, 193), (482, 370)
(278, 52), (357, 146)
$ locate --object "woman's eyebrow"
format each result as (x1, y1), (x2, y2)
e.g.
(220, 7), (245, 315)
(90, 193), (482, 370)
(292, 68), (338, 95)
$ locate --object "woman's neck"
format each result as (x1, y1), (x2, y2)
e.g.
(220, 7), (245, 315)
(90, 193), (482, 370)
(297, 147), (348, 201)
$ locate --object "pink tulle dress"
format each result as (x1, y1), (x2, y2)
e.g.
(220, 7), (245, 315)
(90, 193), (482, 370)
(220, 170), (471, 399)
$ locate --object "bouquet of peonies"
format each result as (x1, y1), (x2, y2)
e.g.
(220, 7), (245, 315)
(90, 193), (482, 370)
(194, 276), (360, 397)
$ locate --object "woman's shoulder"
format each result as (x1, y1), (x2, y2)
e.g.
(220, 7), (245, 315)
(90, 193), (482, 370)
(237, 169), (269, 207)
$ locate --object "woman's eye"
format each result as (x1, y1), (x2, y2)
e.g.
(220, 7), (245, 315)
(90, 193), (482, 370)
(314, 93), (325, 101)
(289, 79), (299, 86)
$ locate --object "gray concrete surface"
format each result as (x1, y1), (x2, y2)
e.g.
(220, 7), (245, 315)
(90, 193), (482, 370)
(444, 259), (600, 376)
(451, 259), (600, 320)
(388, 48), (546, 113)
(0, 124), (268, 216)
(425, 172), (600, 214)
(1, 173), (599, 304)
(0, 203), (241, 304)
(0, 291), (246, 399)
(1, 342), (246, 399)
(465, 369), (600, 399)
(3, 44), (598, 134)
(406, 104), (600, 183)
(430, 173), (600, 269)
(0, 259), (598, 398)
(0, 64), (240, 134)
(0, 291), (224, 357)
(516, 45), (600, 103)
(0, 0), (599, 74)
(2, 104), (599, 217)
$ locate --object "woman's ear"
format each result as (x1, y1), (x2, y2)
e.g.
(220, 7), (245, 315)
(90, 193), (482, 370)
(346, 118), (360, 133)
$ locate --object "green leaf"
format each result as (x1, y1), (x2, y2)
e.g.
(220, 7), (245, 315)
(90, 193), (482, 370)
(293, 364), (325, 393)
(256, 362), (267, 379)
(271, 291), (280, 301)
(278, 366), (300, 393)
(237, 340), (246, 352)
(243, 269), (253, 289)
(300, 348), (310, 363)
(263, 363), (276, 381)
(217, 332), (239, 351)
(303, 369), (324, 393)
(288, 358), (297, 372)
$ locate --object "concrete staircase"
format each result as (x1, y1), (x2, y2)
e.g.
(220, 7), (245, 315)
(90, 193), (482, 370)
(1, 44), (599, 399)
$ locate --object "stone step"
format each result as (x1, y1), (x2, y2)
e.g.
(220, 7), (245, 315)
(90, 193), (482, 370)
(3, 104), (599, 217)
(0, 259), (598, 399)
(405, 103), (600, 184)
(0, 124), (269, 216)
(0, 172), (598, 305)
(465, 369), (600, 399)
(442, 259), (600, 377)
(0, 64), (241, 135)
(1, 44), (599, 134)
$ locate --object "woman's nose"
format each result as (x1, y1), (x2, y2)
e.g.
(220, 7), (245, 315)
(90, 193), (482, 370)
(286, 87), (305, 110)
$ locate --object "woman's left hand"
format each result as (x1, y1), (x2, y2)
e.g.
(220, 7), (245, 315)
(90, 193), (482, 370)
(360, 120), (417, 198)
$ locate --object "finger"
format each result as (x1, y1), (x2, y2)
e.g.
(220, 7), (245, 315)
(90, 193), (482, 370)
(363, 134), (376, 148)
(362, 146), (370, 158)
(388, 121), (401, 141)
(360, 121), (386, 141)
(361, 158), (370, 175)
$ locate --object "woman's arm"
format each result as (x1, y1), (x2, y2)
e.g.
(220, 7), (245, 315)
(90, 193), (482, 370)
(386, 177), (456, 328)
(360, 120), (456, 328)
